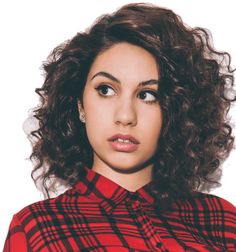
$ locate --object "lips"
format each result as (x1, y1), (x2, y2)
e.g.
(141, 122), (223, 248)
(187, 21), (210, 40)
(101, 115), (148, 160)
(107, 134), (140, 144)
(107, 134), (140, 153)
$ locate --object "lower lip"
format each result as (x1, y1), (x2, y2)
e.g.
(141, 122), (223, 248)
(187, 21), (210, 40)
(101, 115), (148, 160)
(109, 141), (139, 152)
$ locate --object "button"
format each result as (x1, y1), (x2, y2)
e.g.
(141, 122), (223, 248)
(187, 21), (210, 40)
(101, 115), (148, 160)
(156, 242), (162, 248)
(131, 200), (142, 211)
(129, 192), (139, 201)
(132, 200), (141, 208)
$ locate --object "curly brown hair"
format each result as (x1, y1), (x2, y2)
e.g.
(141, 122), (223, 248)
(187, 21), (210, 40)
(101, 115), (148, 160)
(30, 3), (235, 206)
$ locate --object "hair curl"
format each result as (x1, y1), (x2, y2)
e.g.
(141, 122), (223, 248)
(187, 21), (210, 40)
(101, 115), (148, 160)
(30, 3), (235, 206)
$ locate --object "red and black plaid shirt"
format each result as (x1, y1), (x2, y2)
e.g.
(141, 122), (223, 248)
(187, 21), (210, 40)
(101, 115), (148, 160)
(4, 167), (236, 251)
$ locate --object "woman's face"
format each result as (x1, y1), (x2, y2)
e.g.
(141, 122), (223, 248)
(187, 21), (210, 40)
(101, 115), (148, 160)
(79, 42), (162, 174)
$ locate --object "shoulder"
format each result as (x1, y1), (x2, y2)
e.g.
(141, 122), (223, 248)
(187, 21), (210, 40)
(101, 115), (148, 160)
(174, 191), (236, 215)
(14, 187), (77, 227)
(172, 192), (236, 250)
(4, 192), (72, 252)
(192, 191), (235, 212)
(172, 192), (236, 231)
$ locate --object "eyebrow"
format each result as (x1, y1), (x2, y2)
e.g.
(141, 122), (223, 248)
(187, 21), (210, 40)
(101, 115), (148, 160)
(90, 71), (160, 86)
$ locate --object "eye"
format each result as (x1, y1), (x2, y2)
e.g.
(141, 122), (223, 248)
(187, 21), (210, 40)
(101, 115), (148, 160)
(95, 84), (116, 97)
(138, 90), (158, 103)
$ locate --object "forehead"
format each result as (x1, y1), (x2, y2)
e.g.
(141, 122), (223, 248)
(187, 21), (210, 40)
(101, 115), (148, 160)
(87, 42), (160, 82)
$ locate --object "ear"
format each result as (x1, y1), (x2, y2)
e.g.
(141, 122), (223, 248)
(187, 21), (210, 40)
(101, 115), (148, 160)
(77, 100), (86, 123)
(77, 100), (84, 113)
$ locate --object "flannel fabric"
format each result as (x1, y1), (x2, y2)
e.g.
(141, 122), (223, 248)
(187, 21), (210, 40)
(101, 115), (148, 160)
(4, 166), (236, 251)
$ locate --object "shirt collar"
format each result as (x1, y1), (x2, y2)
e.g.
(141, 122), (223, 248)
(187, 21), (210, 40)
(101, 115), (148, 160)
(74, 167), (155, 214)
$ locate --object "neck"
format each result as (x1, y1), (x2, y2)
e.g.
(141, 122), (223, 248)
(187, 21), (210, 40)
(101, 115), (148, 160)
(92, 164), (153, 192)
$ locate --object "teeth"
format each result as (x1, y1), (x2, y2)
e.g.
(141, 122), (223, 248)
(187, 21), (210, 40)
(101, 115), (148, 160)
(115, 138), (133, 143)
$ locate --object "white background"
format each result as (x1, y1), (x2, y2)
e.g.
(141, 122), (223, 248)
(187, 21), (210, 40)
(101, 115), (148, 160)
(0, 0), (235, 249)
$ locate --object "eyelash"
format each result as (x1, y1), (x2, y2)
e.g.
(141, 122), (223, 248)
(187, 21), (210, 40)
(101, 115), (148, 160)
(95, 84), (159, 104)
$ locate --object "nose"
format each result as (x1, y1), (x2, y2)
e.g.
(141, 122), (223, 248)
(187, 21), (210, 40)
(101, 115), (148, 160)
(114, 99), (137, 127)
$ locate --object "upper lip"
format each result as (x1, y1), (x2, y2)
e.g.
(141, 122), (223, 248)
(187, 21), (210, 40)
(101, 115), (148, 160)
(108, 134), (140, 144)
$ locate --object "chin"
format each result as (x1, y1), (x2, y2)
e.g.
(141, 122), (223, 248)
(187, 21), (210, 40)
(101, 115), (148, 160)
(108, 159), (151, 174)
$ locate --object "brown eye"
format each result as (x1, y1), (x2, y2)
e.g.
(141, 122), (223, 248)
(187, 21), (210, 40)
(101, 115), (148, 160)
(95, 84), (115, 97)
(138, 90), (158, 102)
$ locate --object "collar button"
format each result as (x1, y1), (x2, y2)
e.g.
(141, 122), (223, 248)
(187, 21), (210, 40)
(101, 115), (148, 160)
(156, 242), (162, 248)
(131, 200), (141, 211)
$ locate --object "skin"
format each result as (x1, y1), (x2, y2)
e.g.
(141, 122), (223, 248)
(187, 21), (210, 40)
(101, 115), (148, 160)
(78, 42), (163, 191)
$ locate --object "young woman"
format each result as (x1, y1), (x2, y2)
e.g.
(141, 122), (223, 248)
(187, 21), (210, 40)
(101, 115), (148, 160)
(4, 2), (236, 251)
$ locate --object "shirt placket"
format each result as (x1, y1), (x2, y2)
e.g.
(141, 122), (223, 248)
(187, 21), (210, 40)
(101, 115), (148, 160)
(126, 193), (169, 252)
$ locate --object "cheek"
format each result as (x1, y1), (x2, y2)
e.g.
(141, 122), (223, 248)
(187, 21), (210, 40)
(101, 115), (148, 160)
(146, 117), (162, 157)
(83, 98), (113, 144)
(85, 100), (112, 125)
(140, 108), (162, 140)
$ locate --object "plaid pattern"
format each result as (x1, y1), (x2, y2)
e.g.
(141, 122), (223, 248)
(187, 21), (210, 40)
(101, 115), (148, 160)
(4, 167), (236, 251)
